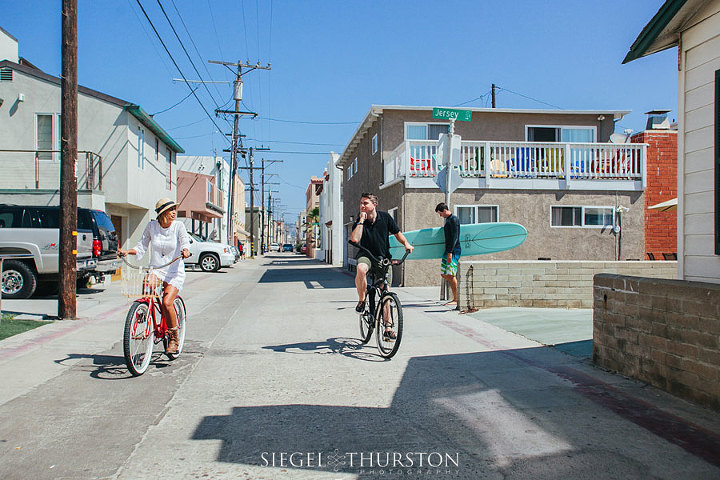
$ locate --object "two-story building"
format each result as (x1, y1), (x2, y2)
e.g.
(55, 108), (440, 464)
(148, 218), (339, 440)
(176, 156), (226, 241)
(318, 152), (343, 266)
(338, 105), (648, 286)
(0, 27), (183, 249)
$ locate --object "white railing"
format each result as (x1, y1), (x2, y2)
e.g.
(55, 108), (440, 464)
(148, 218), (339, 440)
(385, 140), (645, 184)
(0, 149), (103, 190)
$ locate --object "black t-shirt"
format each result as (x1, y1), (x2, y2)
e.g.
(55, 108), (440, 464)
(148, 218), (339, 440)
(353, 211), (400, 260)
(443, 214), (461, 256)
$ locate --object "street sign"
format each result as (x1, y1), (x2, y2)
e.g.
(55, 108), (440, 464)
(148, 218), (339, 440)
(432, 107), (472, 122)
(434, 165), (463, 194)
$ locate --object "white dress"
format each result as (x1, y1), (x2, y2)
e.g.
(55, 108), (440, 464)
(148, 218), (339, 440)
(133, 220), (191, 290)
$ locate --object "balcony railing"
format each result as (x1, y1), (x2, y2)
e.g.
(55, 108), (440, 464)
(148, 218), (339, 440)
(0, 149), (103, 191)
(384, 140), (646, 190)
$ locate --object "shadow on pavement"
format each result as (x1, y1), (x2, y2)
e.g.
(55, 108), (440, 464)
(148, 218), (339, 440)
(258, 266), (353, 289)
(55, 351), (178, 380)
(262, 337), (387, 362)
(191, 348), (720, 478)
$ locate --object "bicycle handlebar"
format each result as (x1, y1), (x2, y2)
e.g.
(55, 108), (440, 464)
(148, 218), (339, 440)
(348, 241), (411, 267)
(119, 253), (190, 270)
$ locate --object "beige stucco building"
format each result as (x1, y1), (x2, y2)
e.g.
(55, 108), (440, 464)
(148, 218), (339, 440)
(338, 105), (648, 286)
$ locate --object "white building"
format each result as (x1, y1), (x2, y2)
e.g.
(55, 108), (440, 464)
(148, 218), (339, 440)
(318, 152), (343, 266)
(624, 0), (720, 284)
(0, 27), (183, 249)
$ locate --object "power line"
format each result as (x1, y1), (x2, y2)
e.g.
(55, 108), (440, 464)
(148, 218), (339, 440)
(260, 116), (359, 125)
(453, 90), (491, 107)
(169, 0), (225, 103)
(246, 138), (344, 147)
(151, 86), (197, 115)
(134, 0), (230, 144)
(155, 0), (223, 108)
(496, 85), (563, 109)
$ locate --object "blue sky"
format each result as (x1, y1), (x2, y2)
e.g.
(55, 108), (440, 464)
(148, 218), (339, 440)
(2, 0), (677, 223)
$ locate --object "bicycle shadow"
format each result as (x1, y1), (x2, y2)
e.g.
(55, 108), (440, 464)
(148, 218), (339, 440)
(55, 351), (175, 380)
(262, 337), (388, 362)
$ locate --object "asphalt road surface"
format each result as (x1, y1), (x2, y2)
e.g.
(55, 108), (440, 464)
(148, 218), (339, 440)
(1, 254), (719, 479)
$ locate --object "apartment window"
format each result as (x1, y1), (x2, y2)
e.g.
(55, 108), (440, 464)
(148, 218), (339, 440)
(353, 157), (358, 174)
(347, 165), (353, 181)
(207, 180), (213, 203)
(526, 125), (596, 143)
(36, 114), (61, 161)
(551, 206), (614, 228)
(455, 205), (498, 224)
(388, 207), (398, 222)
(405, 123), (450, 140)
(155, 137), (159, 162)
(137, 127), (145, 169)
(372, 134), (378, 155)
(165, 148), (172, 190)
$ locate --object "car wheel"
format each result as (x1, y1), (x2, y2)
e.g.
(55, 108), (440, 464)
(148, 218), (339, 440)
(1, 260), (38, 299)
(199, 253), (220, 272)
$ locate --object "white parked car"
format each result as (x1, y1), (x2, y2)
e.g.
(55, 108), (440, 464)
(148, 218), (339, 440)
(268, 242), (281, 252)
(185, 233), (235, 272)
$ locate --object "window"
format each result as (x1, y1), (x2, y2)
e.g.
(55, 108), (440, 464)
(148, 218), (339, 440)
(388, 207), (398, 222)
(137, 127), (145, 169)
(207, 180), (213, 203)
(353, 157), (358, 174)
(551, 206), (614, 228)
(405, 123), (450, 140)
(372, 134), (378, 155)
(455, 205), (498, 224)
(347, 158), (357, 181)
(165, 148), (172, 190)
(526, 125), (596, 143)
(155, 137), (159, 162)
(36, 114), (61, 161)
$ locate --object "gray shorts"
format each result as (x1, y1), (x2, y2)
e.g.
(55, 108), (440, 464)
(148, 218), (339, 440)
(357, 255), (393, 285)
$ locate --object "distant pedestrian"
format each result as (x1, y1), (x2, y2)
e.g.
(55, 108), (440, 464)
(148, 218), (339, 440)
(435, 202), (460, 306)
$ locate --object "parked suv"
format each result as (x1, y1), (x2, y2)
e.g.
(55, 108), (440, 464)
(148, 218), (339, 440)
(0, 205), (100, 299)
(77, 209), (119, 280)
(185, 233), (235, 272)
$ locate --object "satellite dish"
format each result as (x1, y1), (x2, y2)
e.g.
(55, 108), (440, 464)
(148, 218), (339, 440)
(609, 133), (631, 144)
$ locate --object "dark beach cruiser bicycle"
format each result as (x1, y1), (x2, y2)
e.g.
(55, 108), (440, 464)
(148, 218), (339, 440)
(120, 254), (189, 376)
(350, 240), (411, 359)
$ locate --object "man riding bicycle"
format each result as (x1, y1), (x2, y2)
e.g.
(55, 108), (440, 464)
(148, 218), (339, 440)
(350, 193), (414, 338)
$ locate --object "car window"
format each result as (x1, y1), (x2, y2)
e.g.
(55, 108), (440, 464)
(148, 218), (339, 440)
(0, 206), (23, 228)
(33, 208), (60, 229)
(77, 210), (93, 230)
(91, 210), (116, 232)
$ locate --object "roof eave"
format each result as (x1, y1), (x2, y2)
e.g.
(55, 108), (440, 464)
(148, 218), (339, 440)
(623, 0), (687, 64)
(125, 105), (185, 154)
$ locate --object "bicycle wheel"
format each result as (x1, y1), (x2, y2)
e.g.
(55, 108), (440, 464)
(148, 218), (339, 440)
(165, 296), (187, 360)
(376, 292), (403, 359)
(359, 305), (374, 344)
(123, 301), (155, 376)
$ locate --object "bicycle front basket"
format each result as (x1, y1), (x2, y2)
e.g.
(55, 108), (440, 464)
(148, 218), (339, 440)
(120, 266), (163, 298)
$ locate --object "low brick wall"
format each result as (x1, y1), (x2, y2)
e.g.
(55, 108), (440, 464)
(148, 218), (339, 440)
(593, 274), (720, 411)
(459, 261), (676, 309)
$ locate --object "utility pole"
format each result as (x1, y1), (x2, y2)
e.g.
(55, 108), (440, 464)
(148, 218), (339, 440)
(491, 83), (496, 108)
(210, 59), (270, 248)
(260, 158), (281, 253)
(59, 0), (78, 319)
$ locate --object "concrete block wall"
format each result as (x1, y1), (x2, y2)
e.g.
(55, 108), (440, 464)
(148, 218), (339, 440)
(593, 274), (720, 411)
(460, 261), (676, 309)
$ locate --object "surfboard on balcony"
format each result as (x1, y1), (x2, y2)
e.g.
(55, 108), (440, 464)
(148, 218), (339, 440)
(389, 222), (527, 260)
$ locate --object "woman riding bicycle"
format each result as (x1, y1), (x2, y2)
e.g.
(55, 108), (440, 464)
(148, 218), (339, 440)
(118, 198), (191, 354)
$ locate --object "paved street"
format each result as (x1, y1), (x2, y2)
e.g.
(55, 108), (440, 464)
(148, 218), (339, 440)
(1, 254), (719, 479)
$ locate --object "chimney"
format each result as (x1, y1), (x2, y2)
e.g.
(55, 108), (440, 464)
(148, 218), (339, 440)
(645, 109), (671, 130)
(0, 26), (19, 63)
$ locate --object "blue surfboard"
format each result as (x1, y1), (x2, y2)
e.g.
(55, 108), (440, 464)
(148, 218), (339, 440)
(389, 222), (527, 260)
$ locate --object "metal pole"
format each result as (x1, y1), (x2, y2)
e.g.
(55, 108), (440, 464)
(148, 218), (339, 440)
(260, 157), (265, 254)
(249, 147), (255, 257)
(59, 0), (78, 319)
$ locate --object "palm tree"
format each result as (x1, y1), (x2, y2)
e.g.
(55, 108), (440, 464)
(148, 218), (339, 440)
(305, 207), (320, 249)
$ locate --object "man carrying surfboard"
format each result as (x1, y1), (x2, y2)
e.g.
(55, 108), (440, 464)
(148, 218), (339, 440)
(350, 193), (414, 318)
(435, 202), (461, 306)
